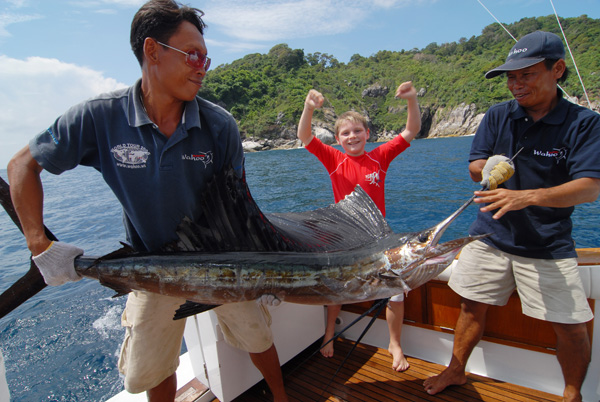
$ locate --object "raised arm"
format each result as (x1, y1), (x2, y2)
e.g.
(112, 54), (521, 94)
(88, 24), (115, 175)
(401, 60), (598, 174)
(297, 89), (324, 146)
(395, 81), (421, 143)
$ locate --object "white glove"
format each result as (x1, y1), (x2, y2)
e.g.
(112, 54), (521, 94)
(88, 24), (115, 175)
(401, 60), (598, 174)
(257, 294), (281, 307)
(32, 241), (84, 286)
(480, 155), (515, 190)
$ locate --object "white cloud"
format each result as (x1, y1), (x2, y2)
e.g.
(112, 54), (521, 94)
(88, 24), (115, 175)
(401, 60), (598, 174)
(99, 0), (145, 6)
(5, 0), (29, 8)
(94, 8), (118, 15)
(0, 12), (43, 37)
(0, 55), (127, 168)
(203, 0), (363, 42)
(67, 0), (144, 8)
(202, 0), (437, 51)
(204, 38), (269, 56)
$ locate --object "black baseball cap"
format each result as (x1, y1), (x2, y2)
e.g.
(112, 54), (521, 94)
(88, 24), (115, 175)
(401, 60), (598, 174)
(485, 31), (565, 79)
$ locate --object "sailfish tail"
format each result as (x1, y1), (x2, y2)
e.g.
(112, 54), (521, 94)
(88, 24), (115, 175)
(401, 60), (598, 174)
(0, 176), (54, 319)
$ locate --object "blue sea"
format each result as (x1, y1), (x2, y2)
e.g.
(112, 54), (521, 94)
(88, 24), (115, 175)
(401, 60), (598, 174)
(1, 136), (598, 402)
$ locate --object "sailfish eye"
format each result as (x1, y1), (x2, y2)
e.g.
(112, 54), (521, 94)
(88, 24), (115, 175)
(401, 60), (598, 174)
(418, 233), (430, 243)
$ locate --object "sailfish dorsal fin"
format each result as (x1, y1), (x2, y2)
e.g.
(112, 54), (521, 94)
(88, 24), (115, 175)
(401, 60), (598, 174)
(167, 167), (393, 253)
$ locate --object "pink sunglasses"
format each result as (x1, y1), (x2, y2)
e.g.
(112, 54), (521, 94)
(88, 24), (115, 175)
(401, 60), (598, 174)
(156, 40), (211, 71)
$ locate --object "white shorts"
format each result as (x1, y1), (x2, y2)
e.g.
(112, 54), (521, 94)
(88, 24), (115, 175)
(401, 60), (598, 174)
(449, 240), (593, 324)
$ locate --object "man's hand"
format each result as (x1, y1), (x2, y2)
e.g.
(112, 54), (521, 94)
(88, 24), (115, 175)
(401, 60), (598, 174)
(480, 155), (515, 190)
(474, 188), (535, 220)
(32, 241), (84, 286)
(304, 89), (324, 111)
(257, 294), (281, 307)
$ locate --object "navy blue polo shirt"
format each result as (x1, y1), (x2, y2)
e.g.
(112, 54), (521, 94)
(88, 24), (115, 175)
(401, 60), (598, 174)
(469, 95), (600, 259)
(30, 79), (244, 252)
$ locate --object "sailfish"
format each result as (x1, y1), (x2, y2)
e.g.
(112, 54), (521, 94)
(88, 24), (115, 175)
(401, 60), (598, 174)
(0, 167), (485, 320)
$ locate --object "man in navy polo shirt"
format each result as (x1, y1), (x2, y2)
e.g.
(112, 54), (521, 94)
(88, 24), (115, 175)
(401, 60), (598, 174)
(424, 31), (600, 402)
(7, 1), (288, 401)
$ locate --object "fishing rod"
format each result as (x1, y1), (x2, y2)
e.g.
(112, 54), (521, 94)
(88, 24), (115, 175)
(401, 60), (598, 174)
(548, 0), (592, 107)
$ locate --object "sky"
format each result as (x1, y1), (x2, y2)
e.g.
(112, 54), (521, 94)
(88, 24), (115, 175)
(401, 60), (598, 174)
(0, 0), (599, 167)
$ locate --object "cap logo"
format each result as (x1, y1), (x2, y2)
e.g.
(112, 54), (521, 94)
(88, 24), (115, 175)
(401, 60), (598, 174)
(509, 47), (528, 57)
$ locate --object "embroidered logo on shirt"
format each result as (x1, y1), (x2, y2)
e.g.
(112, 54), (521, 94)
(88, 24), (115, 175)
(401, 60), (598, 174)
(111, 144), (150, 169)
(182, 150), (213, 167)
(365, 171), (381, 186)
(533, 147), (567, 164)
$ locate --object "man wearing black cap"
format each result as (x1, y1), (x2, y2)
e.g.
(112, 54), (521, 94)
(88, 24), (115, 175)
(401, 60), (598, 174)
(423, 31), (600, 402)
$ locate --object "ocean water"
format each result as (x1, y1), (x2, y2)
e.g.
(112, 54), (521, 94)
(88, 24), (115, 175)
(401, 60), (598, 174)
(1, 136), (598, 402)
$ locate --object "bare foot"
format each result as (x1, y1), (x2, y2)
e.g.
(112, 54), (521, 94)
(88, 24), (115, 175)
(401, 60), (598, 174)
(423, 367), (467, 395)
(320, 338), (334, 358)
(388, 342), (410, 372)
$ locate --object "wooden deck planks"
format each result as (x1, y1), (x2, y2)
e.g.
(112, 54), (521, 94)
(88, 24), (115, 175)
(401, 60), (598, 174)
(210, 338), (562, 402)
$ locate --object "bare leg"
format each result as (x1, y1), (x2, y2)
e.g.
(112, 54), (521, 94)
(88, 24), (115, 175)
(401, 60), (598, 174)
(249, 344), (289, 402)
(386, 300), (409, 371)
(321, 304), (342, 358)
(423, 298), (489, 395)
(552, 322), (590, 402)
(147, 372), (176, 402)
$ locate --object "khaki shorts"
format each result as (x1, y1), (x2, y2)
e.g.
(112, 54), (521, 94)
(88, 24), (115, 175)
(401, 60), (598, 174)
(449, 240), (593, 324)
(118, 291), (273, 394)
(214, 302), (273, 353)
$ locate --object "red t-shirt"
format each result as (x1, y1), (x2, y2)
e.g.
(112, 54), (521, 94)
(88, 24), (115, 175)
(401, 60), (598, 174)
(305, 136), (410, 216)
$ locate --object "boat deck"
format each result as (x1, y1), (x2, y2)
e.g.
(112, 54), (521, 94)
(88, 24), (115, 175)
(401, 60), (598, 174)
(204, 338), (561, 402)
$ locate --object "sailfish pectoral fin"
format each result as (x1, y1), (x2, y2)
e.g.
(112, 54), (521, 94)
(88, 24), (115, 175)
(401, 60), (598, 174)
(173, 300), (221, 320)
(99, 280), (132, 299)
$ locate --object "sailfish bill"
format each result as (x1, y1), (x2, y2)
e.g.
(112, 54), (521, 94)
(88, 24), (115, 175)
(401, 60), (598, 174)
(0, 167), (485, 320)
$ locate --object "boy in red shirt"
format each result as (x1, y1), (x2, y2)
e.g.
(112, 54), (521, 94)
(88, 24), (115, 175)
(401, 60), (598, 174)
(297, 82), (420, 371)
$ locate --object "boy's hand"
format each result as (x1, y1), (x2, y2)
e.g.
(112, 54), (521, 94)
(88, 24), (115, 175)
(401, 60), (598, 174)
(305, 89), (324, 111)
(395, 81), (417, 100)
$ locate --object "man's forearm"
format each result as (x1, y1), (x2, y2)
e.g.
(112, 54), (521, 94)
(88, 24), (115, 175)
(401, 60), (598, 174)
(7, 146), (50, 256)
